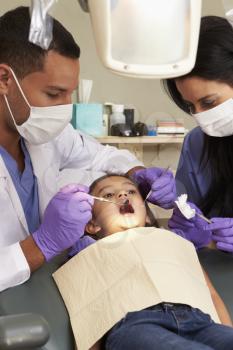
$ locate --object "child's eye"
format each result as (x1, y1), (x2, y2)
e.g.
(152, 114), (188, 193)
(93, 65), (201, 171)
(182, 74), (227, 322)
(103, 192), (114, 199)
(128, 189), (136, 195)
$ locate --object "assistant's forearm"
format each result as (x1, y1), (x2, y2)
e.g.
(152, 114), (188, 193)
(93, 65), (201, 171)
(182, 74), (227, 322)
(212, 292), (233, 326)
(203, 268), (232, 326)
(20, 236), (45, 272)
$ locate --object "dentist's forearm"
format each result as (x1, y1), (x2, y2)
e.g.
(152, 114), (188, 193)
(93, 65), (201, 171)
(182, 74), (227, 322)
(20, 236), (45, 272)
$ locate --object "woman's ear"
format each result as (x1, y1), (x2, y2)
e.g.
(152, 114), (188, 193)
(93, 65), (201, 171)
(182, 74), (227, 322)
(145, 214), (151, 226)
(85, 219), (102, 235)
(0, 64), (13, 95)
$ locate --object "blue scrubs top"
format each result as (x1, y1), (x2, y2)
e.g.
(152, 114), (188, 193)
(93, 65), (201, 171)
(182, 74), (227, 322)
(0, 139), (40, 233)
(175, 127), (212, 207)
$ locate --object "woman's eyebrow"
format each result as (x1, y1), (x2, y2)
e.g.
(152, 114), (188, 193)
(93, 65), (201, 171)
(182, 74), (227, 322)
(198, 93), (219, 102)
(183, 94), (219, 105)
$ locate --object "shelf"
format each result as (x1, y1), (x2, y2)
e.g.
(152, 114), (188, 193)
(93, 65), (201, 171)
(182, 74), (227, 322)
(96, 135), (184, 163)
(96, 135), (184, 144)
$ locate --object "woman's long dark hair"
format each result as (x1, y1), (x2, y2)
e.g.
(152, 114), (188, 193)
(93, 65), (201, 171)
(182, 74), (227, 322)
(163, 16), (233, 217)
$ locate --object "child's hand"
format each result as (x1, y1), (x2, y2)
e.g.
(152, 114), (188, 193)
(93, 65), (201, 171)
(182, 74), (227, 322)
(168, 202), (212, 248)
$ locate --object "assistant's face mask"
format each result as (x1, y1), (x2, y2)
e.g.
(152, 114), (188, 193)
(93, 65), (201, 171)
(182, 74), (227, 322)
(4, 68), (73, 145)
(193, 98), (233, 137)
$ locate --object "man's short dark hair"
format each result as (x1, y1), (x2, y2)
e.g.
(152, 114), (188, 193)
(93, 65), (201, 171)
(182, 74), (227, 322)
(0, 6), (81, 78)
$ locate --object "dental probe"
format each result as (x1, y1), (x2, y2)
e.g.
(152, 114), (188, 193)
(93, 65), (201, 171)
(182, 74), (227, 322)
(91, 195), (131, 207)
(91, 195), (119, 205)
(145, 166), (171, 202)
(196, 213), (212, 224)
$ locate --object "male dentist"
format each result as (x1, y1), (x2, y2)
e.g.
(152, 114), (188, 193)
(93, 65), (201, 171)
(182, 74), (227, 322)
(0, 6), (176, 291)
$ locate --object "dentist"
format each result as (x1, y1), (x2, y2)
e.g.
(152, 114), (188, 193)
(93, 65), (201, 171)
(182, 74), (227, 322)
(0, 6), (176, 292)
(164, 16), (233, 253)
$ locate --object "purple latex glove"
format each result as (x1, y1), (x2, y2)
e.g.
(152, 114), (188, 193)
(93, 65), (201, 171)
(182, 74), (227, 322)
(132, 167), (176, 209)
(168, 202), (212, 249)
(68, 236), (96, 258)
(206, 218), (233, 253)
(32, 184), (94, 261)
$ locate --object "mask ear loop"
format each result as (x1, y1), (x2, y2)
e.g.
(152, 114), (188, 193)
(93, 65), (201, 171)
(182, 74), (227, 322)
(8, 68), (31, 108)
(3, 68), (31, 127)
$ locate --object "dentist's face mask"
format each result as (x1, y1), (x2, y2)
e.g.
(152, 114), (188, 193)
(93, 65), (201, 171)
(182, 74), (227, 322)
(4, 69), (73, 144)
(193, 98), (233, 137)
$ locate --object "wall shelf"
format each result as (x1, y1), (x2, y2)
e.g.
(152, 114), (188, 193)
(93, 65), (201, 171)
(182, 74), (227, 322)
(96, 135), (184, 144)
(96, 135), (185, 162)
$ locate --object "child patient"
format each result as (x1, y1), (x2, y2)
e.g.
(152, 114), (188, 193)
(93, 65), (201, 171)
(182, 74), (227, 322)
(59, 174), (233, 350)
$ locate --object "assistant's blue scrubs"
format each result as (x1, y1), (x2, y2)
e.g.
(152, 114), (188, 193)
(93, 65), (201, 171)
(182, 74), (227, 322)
(0, 139), (40, 233)
(175, 127), (212, 207)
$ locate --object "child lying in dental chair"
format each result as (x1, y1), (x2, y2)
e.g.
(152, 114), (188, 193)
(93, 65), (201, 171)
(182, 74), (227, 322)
(54, 174), (233, 350)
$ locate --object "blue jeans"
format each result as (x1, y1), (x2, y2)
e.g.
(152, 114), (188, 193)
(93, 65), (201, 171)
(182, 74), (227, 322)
(105, 303), (233, 350)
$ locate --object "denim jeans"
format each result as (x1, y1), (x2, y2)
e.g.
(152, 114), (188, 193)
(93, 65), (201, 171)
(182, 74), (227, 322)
(105, 303), (233, 350)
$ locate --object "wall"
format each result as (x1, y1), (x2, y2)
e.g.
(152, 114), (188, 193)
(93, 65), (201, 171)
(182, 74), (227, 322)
(0, 0), (225, 170)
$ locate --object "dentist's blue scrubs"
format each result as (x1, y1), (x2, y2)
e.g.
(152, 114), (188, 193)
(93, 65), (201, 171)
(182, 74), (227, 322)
(175, 127), (213, 209)
(0, 139), (40, 233)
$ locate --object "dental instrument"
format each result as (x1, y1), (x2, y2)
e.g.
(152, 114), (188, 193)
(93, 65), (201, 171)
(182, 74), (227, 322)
(91, 195), (118, 204)
(144, 166), (171, 202)
(175, 194), (211, 224)
(91, 196), (134, 210)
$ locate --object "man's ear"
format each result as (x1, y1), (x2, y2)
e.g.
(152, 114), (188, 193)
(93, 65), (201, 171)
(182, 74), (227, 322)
(0, 64), (13, 95)
(85, 219), (102, 235)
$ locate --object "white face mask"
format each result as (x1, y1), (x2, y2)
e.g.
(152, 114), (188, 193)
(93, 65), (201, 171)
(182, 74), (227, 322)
(4, 69), (73, 145)
(193, 98), (233, 137)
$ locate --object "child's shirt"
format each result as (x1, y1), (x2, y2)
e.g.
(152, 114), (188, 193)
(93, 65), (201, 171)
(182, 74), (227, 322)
(54, 227), (219, 350)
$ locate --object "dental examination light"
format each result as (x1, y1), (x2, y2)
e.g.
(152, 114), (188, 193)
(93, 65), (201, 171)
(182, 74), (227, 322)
(78, 0), (202, 79)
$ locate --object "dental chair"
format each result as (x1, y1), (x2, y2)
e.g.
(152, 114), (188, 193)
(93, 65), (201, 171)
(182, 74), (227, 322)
(0, 248), (233, 349)
(198, 248), (233, 318)
(0, 254), (75, 350)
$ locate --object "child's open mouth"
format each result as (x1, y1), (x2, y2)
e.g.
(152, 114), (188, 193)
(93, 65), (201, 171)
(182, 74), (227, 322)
(119, 200), (135, 214)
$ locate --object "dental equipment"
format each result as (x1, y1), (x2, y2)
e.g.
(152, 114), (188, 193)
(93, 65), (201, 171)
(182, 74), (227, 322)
(91, 195), (118, 204)
(144, 166), (171, 202)
(175, 194), (211, 224)
(92, 196), (133, 208)
(78, 0), (202, 78)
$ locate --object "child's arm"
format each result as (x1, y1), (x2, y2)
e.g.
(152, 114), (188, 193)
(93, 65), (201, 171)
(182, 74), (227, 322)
(202, 268), (232, 326)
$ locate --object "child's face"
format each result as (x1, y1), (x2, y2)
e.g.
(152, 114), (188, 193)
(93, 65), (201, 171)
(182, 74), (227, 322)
(86, 176), (148, 237)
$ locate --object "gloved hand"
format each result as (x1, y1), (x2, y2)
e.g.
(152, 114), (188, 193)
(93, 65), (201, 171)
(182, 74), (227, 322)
(68, 236), (96, 258)
(132, 167), (176, 209)
(168, 202), (212, 249)
(206, 218), (233, 253)
(32, 184), (94, 261)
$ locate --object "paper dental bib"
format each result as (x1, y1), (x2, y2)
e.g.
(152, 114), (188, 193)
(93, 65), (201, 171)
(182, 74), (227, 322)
(53, 227), (219, 350)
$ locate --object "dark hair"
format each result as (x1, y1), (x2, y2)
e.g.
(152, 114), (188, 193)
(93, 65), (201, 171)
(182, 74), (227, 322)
(0, 6), (80, 78)
(163, 16), (233, 217)
(86, 174), (159, 240)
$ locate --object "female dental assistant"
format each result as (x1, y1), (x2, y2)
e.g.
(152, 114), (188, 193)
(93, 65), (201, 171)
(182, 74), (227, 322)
(164, 15), (233, 253)
(0, 7), (176, 292)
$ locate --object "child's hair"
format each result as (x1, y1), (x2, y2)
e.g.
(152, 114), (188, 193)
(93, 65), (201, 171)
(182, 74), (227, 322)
(86, 174), (159, 240)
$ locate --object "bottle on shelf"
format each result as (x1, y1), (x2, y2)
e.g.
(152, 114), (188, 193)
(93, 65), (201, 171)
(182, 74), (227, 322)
(109, 104), (126, 136)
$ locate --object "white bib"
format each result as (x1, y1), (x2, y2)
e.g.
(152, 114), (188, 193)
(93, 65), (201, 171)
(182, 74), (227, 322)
(54, 227), (219, 350)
